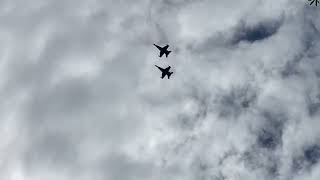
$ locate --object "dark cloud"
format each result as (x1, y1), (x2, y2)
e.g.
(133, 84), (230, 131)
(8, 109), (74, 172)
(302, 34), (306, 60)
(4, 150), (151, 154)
(256, 111), (285, 150)
(292, 144), (320, 174)
(242, 150), (280, 178)
(307, 96), (320, 117)
(231, 18), (283, 44)
(214, 85), (258, 119)
(304, 145), (320, 165)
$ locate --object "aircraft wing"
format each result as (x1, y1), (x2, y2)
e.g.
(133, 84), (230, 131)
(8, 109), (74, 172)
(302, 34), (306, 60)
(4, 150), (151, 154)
(164, 45), (169, 49)
(159, 51), (165, 57)
(161, 73), (166, 79)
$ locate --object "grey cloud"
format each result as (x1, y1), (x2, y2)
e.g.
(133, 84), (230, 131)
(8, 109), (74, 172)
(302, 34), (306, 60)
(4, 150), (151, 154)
(1, 0), (320, 180)
(98, 152), (154, 180)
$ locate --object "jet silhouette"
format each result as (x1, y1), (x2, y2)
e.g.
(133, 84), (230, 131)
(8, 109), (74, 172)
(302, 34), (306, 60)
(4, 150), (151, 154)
(155, 65), (173, 79)
(153, 44), (171, 58)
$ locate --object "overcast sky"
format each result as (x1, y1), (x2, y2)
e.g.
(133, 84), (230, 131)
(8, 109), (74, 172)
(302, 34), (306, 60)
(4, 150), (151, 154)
(0, 0), (320, 180)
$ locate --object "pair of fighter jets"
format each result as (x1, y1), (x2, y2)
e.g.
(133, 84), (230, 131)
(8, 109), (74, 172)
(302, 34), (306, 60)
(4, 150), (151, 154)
(153, 44), (174, 79)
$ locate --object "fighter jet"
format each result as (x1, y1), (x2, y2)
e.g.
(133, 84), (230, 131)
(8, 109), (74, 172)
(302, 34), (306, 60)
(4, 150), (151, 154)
(153, 44), (171, 58)
(155, 65), (173, 79)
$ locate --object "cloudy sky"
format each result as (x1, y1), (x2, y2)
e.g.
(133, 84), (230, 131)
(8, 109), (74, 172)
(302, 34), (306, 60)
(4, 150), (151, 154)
(0, 0), (320, 179)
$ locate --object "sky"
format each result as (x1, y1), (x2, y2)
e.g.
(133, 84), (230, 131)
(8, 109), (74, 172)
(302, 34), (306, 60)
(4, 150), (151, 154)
(0, 0), (320, 180)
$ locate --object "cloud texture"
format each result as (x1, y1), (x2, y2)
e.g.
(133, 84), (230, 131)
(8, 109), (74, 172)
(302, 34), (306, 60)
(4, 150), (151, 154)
(0, 0), (320, 180)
